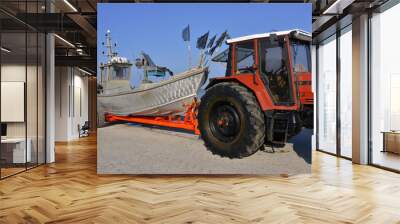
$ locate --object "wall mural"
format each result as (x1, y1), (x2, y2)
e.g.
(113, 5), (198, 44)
(97, 3), (313, 174)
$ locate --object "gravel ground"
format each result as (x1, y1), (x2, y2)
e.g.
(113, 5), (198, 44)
(98, 124), (311, 175)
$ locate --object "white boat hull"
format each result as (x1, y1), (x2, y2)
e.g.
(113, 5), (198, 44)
(97, 67), (207, 127)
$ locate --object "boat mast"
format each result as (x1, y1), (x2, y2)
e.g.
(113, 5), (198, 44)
(104, 30), (119, 82)
(105, 29), (116, 62)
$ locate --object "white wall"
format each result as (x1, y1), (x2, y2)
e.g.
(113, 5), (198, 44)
(1, 65), (26, 139)
(55, 66), (69, 141)
(1, 63), (46, 164)
(55, 67), (89, 141)
(72, 73), (89, 138)
(1, 65), (41, 137)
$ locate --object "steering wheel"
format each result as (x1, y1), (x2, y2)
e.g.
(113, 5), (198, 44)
(238, 66), (254, 73)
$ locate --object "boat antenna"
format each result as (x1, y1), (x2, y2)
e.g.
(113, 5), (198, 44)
(105, 29), (115, 61)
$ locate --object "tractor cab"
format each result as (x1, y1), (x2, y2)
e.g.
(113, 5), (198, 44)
(212, 29), (312, 112)
(199, 30), (312, 158)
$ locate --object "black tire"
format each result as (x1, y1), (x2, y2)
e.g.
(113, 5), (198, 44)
(198, 82), (265, 158)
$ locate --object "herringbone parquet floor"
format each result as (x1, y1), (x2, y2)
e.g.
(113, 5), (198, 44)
(1, 135), (400, 223)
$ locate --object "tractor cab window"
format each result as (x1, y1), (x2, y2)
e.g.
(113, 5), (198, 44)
(290, 40), (311, 73)
(235, 41), (255, 74)
(259, 37), (293, 105)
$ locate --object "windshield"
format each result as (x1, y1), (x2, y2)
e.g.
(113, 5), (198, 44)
(290, 40), (311, 73)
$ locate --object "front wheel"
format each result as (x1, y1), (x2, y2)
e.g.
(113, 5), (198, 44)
(198, 82), (265, 158)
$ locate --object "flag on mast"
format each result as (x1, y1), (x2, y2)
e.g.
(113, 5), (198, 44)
(207, 35), (216, 49)
(209, 31), (228, 56)
(215, 31), (228, 48)
(182, 24), (191, 68)
(182, 25), (190, 42)
(196, 31), (209, 49)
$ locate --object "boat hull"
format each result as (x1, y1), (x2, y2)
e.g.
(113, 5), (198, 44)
(97, 67), (207, 127)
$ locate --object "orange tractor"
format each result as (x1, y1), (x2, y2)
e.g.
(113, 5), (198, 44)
(105, 29), (313, 159)
(198, 29), (313, 158)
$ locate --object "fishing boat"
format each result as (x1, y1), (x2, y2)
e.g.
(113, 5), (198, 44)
(97, 30), (208, 127)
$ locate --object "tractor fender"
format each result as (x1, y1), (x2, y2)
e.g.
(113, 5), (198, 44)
(206, 77), (253, 93)
(204, 76), (271, 111)
(205, 77), (262, 105)
(206, 77), (238, 89)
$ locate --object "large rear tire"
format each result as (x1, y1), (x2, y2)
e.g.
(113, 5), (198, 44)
(198, 82), (265, 158)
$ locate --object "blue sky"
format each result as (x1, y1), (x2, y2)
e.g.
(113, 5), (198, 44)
(98, 3), (311, 86)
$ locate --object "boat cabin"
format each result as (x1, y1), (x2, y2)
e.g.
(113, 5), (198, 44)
(99, 56), (133, 93)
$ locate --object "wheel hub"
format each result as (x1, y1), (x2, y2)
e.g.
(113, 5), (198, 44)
(210, 103), (241, 142)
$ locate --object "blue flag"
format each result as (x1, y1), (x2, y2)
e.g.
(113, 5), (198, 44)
(196, 31), (209, 49)
(209, 31), (228, 55)
(182, 25), (190, 42)
(207, 35), (216, 49)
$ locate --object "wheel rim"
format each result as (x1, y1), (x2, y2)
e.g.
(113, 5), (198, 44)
(209, 103), (241, 143)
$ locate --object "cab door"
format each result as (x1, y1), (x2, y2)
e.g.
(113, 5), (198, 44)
(258, 36), (296, 106)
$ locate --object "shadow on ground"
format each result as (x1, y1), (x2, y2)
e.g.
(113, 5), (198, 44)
(288, 128), (313, 164)
(128, 122), (313, 164)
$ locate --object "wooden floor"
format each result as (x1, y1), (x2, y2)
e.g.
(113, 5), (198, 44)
(0, 135), (400, 223)
(1, 167), (26, 178)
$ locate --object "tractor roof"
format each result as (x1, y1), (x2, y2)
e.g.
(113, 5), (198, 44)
(226, 29), (311, 44)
